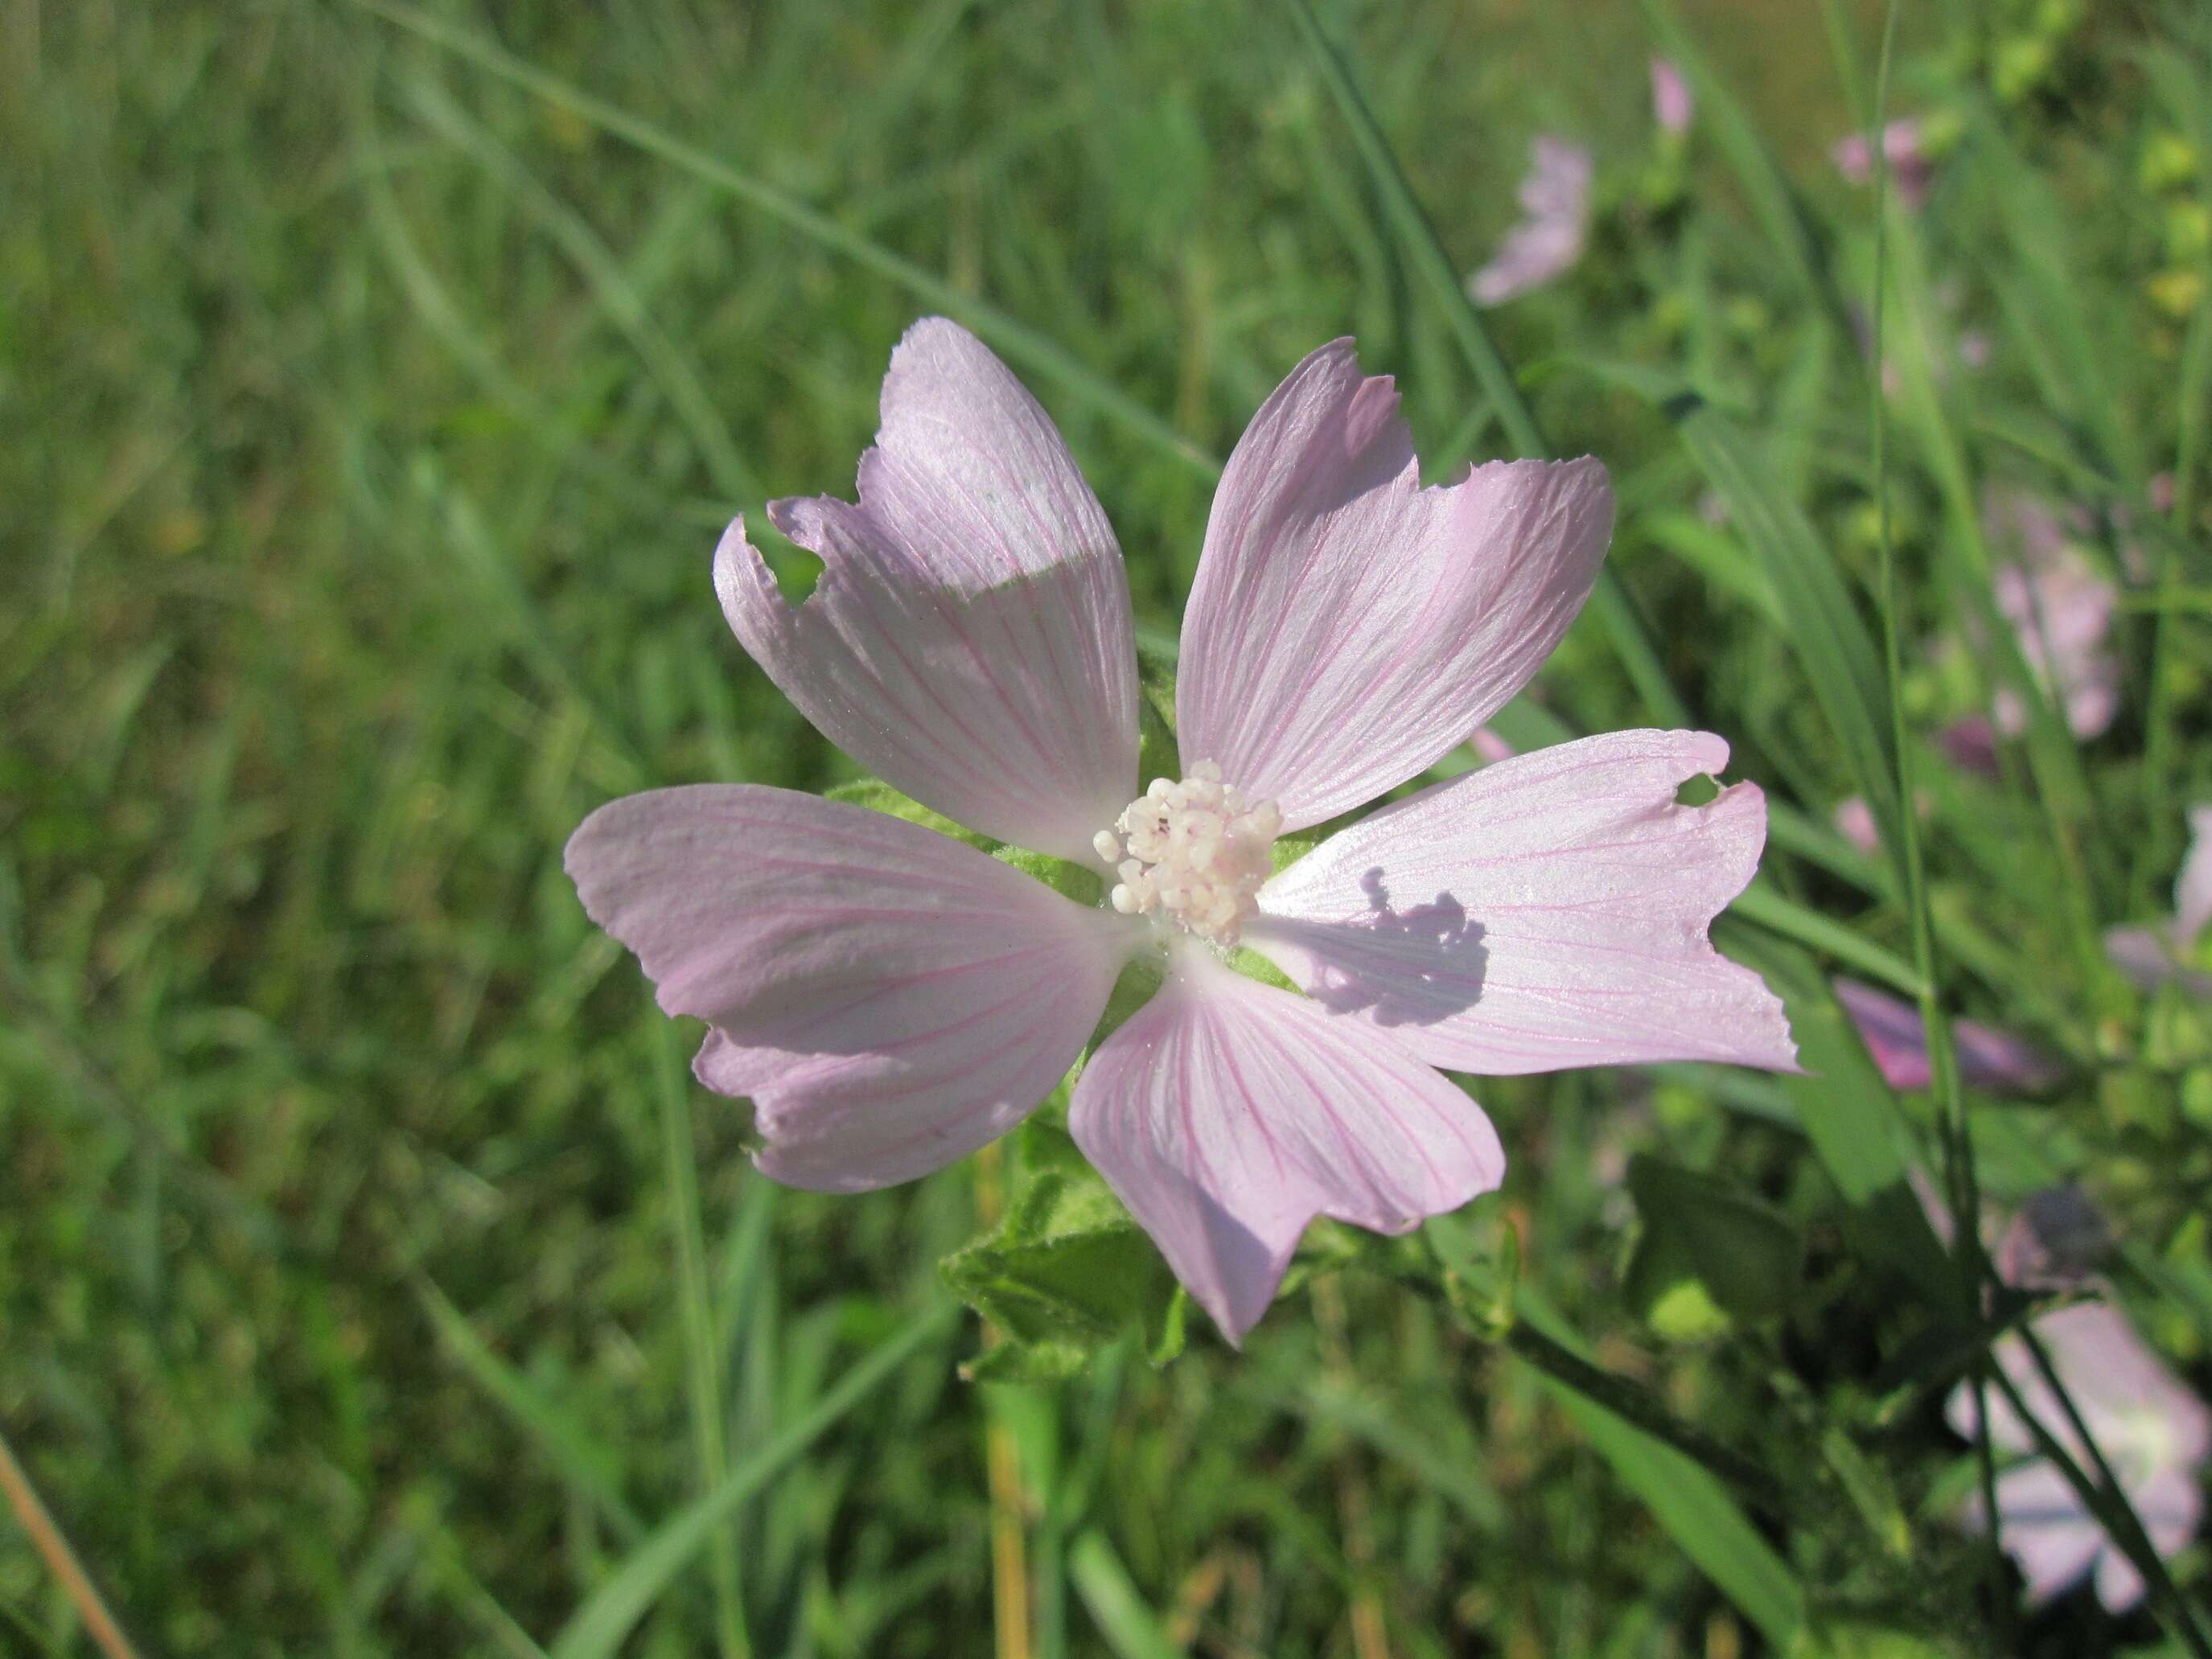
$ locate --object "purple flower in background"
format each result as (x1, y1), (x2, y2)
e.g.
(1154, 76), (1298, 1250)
(1984, 488), (2121, 741)
(1469, 138), (1593, 306)
(1950, 1301), (2211, 1612)
(1832, 117), (1934, 210)
(565, 319), (1799, 1342)
(1651, 58), (1693, 137)
(1832, 977), (2057, 1093)
(2105, 807), (2212, 996)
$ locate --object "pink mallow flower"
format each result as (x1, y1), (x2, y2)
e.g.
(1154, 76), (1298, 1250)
(1651, 58), (1693, 137)
(1950, 1301), (2211, 1612)
(1469, 138), (1593, 306)
(1832, 977), (2058, 1094)
(2105, 806), (2212, 997)
(1984, 487), (2120, 741)
(1832, 117), (1934, 210)
(565, 320), (1799, 1344)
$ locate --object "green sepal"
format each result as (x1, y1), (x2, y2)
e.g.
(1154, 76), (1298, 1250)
(994, 844), (1103, 907)
(1086, 953), (1165, 1052)
(942, 1119), (1187, 1382)
(823, 777), (994, 851)
(1137, 678), (1180, 785)
(1622, 1154), (1803, 1337)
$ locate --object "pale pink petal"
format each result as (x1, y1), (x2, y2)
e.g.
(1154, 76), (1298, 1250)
(2177, 805), (2212, 940)
(1831, 978), (2058, 1094)
(1984, 486), (2120, 741)
(1469, 138), (1593, 305)
(1175, 341), (1613, 830)
(1966, 1462), (2103, 1606)
(713, 318), (1137, 862)
(1833, 796), (1881, 855)
(1833, 118), (1931, 209)
(1068, 947), (1505, 1343)
(1248, 730), (1795, 1074)
(565, 784), (1138, 1190)
(2103, 925), (2212, 999)
(1650, 58), (1692, 136)
(2094, 1537), (2147, 1613)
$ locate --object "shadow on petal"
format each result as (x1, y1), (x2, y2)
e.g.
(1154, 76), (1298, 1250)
(1263, 865), (1489, 1029)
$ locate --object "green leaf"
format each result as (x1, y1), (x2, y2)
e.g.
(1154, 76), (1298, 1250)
(941, 1122), (1186, 1380)
(1624, 1154), (1803, 1328)
(1717, 926), (1954, 1291)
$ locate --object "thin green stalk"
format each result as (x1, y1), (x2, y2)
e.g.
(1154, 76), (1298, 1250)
(1854, 3), (2007, 1624)
(652, 1025), (750, 1659)
(1990, 1352), (2212, 1659)
(1281, 0), (1692, 729)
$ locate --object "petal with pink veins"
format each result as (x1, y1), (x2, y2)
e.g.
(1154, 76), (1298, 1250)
(1069, 947), (1505, 1344)
(1175, 339), (1614, 830)
(566, 784), (1140, 1190)
(715, 318), (1138, 863)
(1249, 730), (1796, 1074)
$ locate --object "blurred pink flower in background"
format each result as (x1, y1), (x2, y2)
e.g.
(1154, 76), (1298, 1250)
(1832, 117), (1934, 209)
(1469, 137), (1593, 306)
(1833, 797), (1881, 855)
(1951, 1301), (2210, 1612)
(2106, 806), (2212, 996)
(1984, 488), (2120, 740)
(567, 319), (1799, 1343)
(1915, 1177), (2203, 1612)
(1650, 58), (1693, 136)
(1832, 977), (2058, 1093)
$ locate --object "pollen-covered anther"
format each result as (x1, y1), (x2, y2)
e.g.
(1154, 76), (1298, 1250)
(1098, 761), (1281, 946)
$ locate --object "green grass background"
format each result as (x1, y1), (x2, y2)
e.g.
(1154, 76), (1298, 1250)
(5, 0), (2210, 1654)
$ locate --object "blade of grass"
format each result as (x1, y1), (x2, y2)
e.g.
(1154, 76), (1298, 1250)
(416, 1279), (647, 1542)
(549, 1301), (956, 1659)
(1852, 10), (2007, 1628)
(396, 70), (763, 504)
(1669, 398), (1904, 850)
(0, 1426), (146, 1659)
(650, 1020), (750, 1659)
(1281, 0), (1693, 730)
(1509, 1295), (1804, 1649)
(350, 0), (1215, 477)
(1067, 1532), (1186, 1659)
(1637, 0), (1855, 358)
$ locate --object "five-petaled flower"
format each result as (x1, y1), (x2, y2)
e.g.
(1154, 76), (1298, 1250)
(565, 319), (1799, 1342)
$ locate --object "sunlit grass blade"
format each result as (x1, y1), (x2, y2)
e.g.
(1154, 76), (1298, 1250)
(549, 1303), (956, 1659)
(1067, 1532), (1186, 1659)
(649, 1021), (750, 1659)
(417, 1280), (647, 1542)
(349, 0), (1215, 477)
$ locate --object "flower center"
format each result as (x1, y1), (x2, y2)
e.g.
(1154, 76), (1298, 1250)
(1092, 761), (1281, 947)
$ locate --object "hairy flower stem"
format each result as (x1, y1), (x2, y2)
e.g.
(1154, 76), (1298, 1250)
(0, 1424), (146, 1659)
